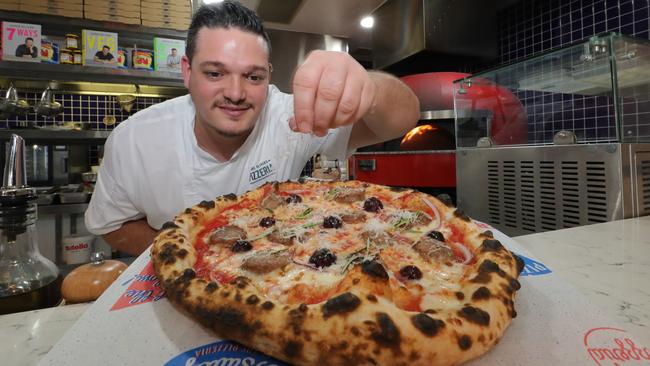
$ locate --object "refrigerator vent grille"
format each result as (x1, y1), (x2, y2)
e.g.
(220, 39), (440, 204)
(586, 161), (608, 223)
(485, 159), (610, 233)
(641, 158), (650, 215)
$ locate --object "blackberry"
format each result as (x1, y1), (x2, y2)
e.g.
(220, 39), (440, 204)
(363, 197), (383, 212)
(259, 216), (276, 228)
(400, 265), (423, 280)
(285, 194), (302, 204)
(323, 215), (343, 229)
(231, 240), (252, 253)
(309, 248), (337, 268)
(426, 230), (445, 242)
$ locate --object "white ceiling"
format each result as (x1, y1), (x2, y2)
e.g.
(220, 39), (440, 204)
(238, 0), (386, 50)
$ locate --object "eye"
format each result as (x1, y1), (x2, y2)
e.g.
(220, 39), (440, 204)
(247, 74), (266, 83)
(205, 71), (223, 79)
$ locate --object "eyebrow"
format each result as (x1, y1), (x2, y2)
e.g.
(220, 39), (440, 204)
(198, 61), (268, 73)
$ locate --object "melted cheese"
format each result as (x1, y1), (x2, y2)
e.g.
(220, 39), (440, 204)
(201, 184), (474, 310)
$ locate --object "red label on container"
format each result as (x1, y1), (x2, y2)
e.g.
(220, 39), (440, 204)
(584, 327), (650, 365)
(110, 260), (166, 311)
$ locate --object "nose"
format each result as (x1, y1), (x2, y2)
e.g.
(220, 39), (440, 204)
(223, 75), (246, 104)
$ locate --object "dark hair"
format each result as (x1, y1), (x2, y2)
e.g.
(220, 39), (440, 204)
(102, 45), (110, 50)
(26, 37), (33, 42)
(186, 1), (270, 64)
(171, 48), (177, 51)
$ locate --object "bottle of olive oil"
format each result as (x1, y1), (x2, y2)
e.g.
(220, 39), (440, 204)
(0, 134), (61, 315)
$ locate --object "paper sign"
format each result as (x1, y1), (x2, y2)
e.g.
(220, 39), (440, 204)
(165, 340), (289, 366)
(110, 261), (165, 311)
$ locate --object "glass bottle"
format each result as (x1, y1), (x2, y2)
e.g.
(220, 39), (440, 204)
(0, 134), (61, 315)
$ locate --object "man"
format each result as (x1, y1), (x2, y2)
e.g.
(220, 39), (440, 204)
(167, 48), (181, 69)
(94, 45), (115, 64)
(85, 1), (419, 255)
(15, 37), (38, 58)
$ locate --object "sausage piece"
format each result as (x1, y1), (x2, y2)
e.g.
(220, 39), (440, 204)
(260, 191), (285, 210)
(360, 230), (394, 247)
(334, 187), (366, 203)
(413, 237), (455, 262)
(267, 229), (294, 246)
(340, 211), (367, 224)
(241, 250), (292, 273)
(209, 225), (247, 246)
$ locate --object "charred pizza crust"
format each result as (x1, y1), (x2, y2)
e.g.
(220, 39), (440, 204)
(152, 181), (523, 366)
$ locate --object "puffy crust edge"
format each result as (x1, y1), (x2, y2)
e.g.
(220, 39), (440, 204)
(151, 180), (523, 366)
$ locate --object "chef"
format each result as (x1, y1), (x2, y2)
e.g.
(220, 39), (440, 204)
(85, 0), (420, 255)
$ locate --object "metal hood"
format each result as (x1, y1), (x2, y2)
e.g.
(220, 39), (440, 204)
(372, 0), (499, 73)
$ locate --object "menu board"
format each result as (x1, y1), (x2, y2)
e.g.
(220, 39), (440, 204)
(81, 29), (118, 68)
(153, 37), (185, 73)
(1, 22), (41, 62)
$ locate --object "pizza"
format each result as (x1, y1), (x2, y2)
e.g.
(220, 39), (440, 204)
(152, 180), (524, 366)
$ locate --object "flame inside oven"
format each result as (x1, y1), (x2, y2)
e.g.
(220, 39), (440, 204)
(400, 124), (455, 151)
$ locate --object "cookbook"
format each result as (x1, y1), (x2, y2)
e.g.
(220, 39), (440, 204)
(81, 29), (118, 68)
(1, 22), (41, 62)
(153, 37), (185, 73)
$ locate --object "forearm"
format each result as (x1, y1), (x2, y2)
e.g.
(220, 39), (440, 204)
(102, 218), (158, 256)
(357, 72), (420, 144)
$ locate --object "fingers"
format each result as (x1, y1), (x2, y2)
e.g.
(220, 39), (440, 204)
(292, 57), (323, 134)
(291, 51), (372, 136)
(334, 68), (363, 127)
(313, 64), (348, 137)
(357, 77), (377, 122)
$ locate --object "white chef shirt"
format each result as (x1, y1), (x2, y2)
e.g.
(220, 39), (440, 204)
(85, 85), (354, 235)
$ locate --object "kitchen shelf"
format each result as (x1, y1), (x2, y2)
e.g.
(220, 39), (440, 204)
(0, 10), (186, 43)
(38, 203), (89, 215)
(0, 10), (187, 89)
(0, 129), (111, 144)
(0, 61), (184, 88)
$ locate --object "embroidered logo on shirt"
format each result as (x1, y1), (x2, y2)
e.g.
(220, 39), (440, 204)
(249, 159), (276, 184)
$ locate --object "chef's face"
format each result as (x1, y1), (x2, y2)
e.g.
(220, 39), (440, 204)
(182, 27), (270, 138)
(102, 47), (109, 55)
(26, 39), (33, 47)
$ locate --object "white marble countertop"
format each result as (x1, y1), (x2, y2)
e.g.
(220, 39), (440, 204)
(1, 216), (649, 365)
(515, 215), (650, 342)
(0, 303), (90, 366)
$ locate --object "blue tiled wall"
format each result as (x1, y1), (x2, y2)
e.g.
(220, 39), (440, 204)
(496, 0), (650, 144)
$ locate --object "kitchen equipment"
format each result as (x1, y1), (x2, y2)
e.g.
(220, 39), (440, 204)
(61, 234), (94, 265)
(81, 171), (97, 193)
(117, 94), (136, 113)
(0, 83), (30, 117)
(58, 184), (88, 203)
(61, 252), (126, 304)
(34, 186), (56, 205)
(0, 134), (61, 315)
(35, 86), (63, 117)
(454, 33), (650, 236)
(103, 96), (116, 126)
(351, 72), (526, 192)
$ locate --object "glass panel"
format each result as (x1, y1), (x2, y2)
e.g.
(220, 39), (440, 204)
(454, 34), (625, 147)
(613, 35), (650, 143)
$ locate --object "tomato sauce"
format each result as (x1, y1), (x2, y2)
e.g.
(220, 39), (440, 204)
(401, 295), (423, 312)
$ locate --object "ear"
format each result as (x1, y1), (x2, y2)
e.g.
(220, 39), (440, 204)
(181, 55), (192, 89)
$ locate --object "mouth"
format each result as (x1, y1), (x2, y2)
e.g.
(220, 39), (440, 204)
(218, 105), (250, 118)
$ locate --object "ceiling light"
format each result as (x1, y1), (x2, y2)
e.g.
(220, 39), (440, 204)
(360, 16), (374, 29)
(203, 0), (224, 4)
